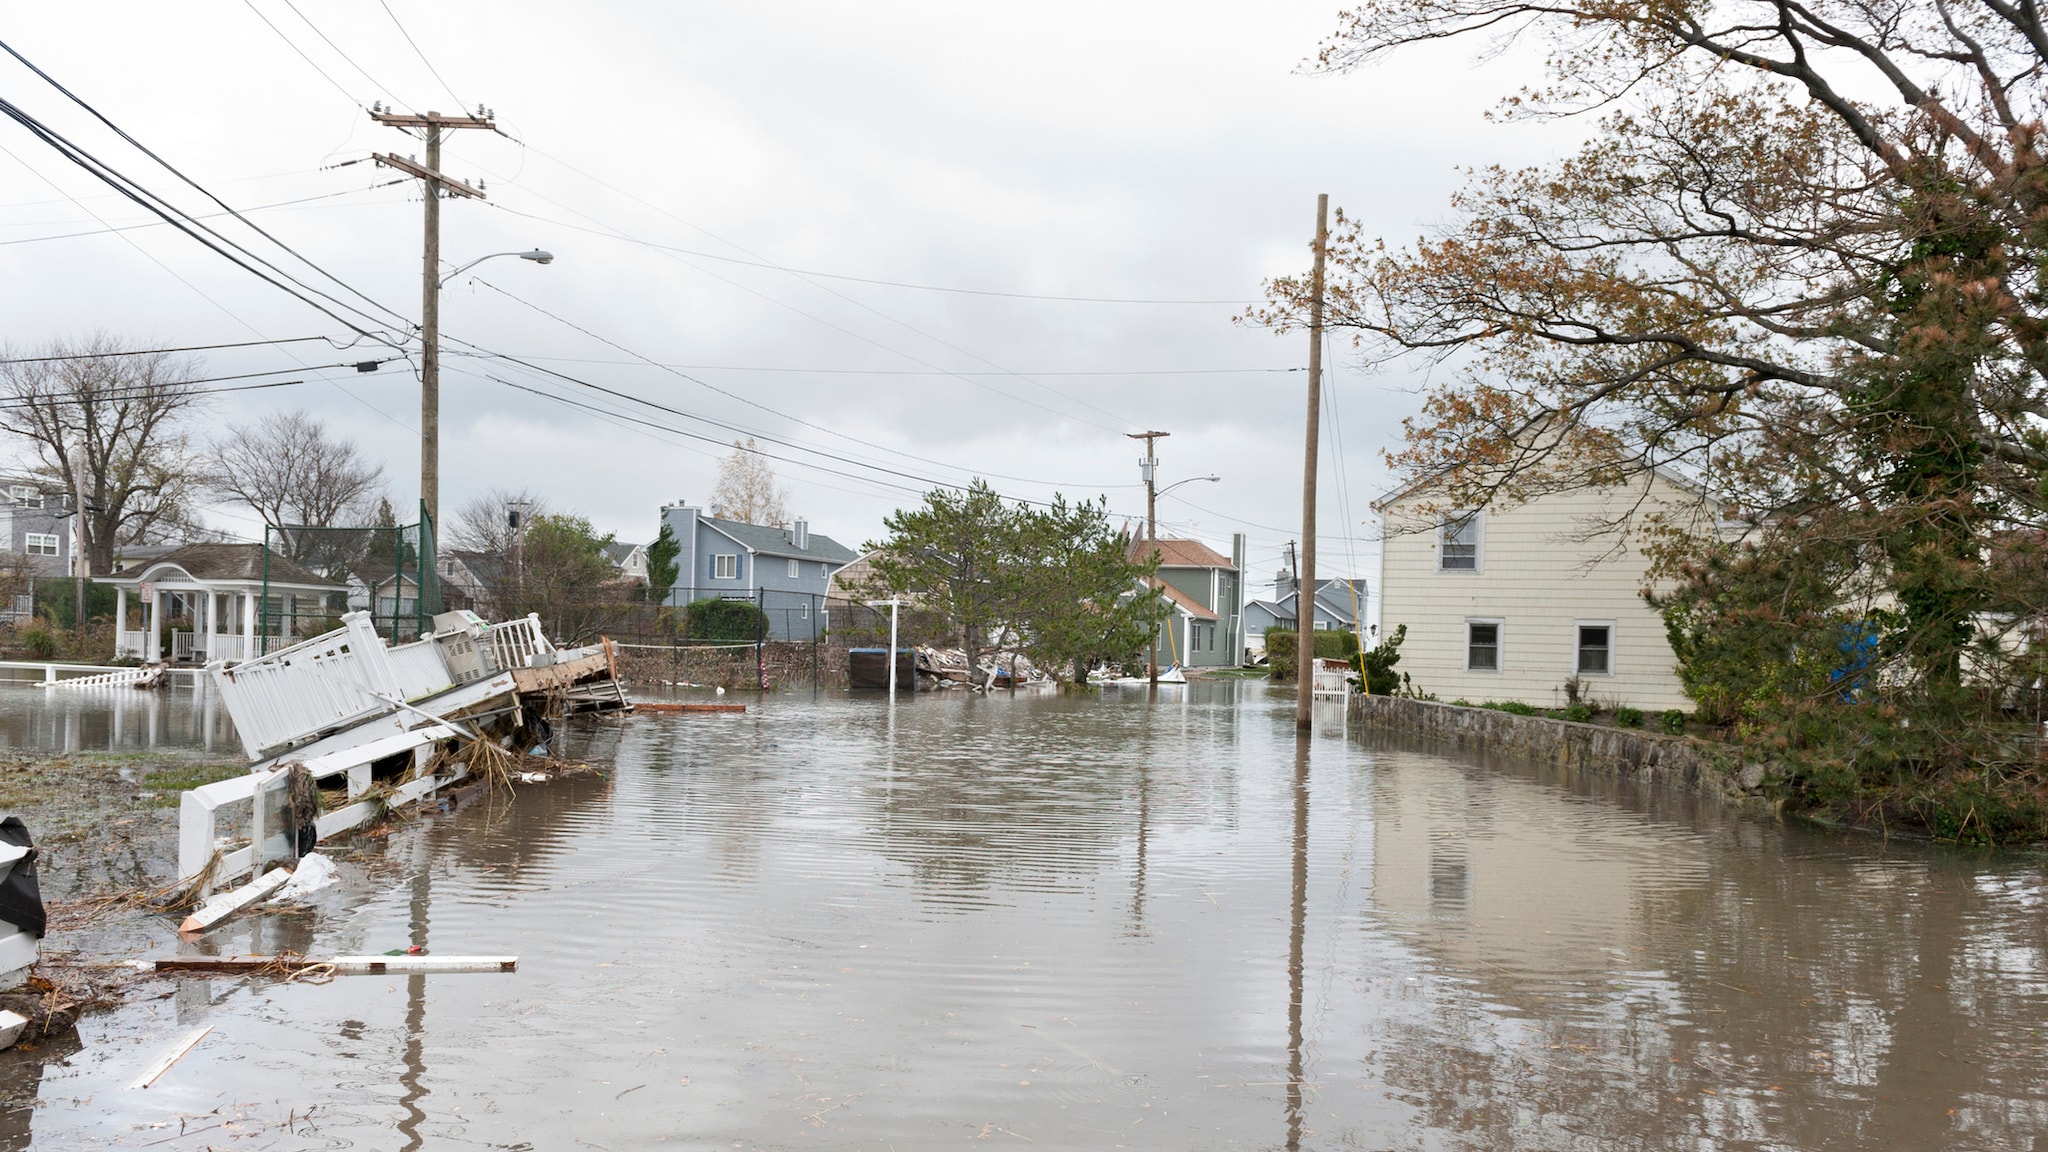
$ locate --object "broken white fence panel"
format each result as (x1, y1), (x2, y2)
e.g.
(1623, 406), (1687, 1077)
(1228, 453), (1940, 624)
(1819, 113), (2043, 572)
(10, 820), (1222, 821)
(41, 664), (166, 691)
(154, 955), (518, 975)
(385, 638), (455, 701)
(0, 1009), (28, 1051)
(179, 868), (291, 934)
(129, 1026), (213, 1089)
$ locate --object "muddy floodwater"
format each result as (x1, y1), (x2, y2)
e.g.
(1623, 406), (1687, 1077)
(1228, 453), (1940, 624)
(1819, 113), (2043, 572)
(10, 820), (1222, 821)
(8, 682), (2048, 1149)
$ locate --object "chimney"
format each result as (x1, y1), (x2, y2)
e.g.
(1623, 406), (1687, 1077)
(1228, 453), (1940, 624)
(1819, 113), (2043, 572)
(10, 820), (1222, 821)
(793, 518), (810, 551)
(1275, 568), (1292, 601)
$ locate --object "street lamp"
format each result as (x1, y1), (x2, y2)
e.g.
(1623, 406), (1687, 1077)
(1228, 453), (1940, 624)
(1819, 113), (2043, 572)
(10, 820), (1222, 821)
(1142, 474), (1221, 683)
(437, 248), (554, 289)
(420, 248), (554, 531)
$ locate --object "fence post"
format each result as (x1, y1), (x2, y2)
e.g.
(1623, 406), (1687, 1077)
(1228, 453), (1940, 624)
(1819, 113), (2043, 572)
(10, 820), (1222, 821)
(755, 588), (765, 690)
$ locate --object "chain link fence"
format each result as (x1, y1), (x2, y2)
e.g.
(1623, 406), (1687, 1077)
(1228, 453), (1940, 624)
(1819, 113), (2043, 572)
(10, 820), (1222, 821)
(261, 504), (439, 649)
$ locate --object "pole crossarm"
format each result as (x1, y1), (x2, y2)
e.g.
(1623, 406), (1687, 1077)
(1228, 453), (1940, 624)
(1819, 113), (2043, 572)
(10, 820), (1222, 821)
(369, 112), (494, 130)
(371, 153), (485, 199)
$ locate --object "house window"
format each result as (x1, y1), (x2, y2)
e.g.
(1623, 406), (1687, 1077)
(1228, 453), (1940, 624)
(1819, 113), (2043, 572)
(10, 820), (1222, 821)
(788, 558), (799, 579)
(24, 533), (58, 557)
(800, 600), (810, 619)
(9, 486), (39, 508)
(714, 554), (737, 580)
(1576, 623), (1613, 675)
(1439, 512), (1481, 572)
(1466, 620), (1501, 671)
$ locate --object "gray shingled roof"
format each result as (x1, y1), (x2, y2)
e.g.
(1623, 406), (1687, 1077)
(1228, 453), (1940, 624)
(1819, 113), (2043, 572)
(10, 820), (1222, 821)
(702, 518), (858, 564)
(104, 543), (344, 590)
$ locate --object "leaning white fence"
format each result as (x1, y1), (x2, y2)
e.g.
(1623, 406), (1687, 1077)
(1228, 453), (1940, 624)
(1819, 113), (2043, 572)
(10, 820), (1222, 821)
(178, 723), (466, 891)
(212, 613), (424, 760)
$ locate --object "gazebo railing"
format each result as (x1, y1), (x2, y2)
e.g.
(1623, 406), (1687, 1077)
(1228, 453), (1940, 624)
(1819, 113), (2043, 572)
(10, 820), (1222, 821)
(212, 612), (415, 759)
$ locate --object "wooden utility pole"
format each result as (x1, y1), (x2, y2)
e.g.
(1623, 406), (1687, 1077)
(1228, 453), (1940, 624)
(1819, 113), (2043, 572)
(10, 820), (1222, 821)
(1296, 194), (1328, 731)
(371, 107), (493, 530)
(1128, 430), (1169, 682)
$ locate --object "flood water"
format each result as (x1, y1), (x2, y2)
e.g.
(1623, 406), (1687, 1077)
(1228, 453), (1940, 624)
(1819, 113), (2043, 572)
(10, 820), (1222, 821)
(0, 676), (235, 755)
(11, 683), (2048, 1149)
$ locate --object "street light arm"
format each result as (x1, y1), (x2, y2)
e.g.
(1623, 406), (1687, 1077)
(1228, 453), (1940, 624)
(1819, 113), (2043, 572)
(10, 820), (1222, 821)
(1156, 475), (1222, 499)
(437, 248), (554, 288)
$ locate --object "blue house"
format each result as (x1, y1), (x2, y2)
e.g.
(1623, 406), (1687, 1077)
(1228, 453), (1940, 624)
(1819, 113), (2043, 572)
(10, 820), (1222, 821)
(658, 501), (859, 640)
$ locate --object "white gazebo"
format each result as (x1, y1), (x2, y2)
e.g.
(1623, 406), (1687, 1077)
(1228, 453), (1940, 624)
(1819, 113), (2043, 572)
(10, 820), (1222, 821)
(101, 544), (347, 665)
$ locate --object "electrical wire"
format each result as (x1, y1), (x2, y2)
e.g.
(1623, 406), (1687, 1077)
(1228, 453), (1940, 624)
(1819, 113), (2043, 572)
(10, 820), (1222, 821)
(376, 0), (468, 112)
(0, 336), (356, 364)
(458, 354), (1298, 377)
(277, 0), (415, 114)
(0, 179), (408, 248)
(481, 199), (1258, 306)
(236, 0), (362, 108)
(464, 276), (1137, 490)
(0, 37), (417, 337)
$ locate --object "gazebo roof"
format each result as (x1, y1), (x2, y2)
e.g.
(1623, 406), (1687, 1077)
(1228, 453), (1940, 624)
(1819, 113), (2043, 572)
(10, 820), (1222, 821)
(100, 543), (345, 593)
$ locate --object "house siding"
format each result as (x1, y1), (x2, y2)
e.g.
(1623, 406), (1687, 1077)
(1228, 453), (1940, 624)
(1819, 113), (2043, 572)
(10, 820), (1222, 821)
(1378, 474), (1709, 712)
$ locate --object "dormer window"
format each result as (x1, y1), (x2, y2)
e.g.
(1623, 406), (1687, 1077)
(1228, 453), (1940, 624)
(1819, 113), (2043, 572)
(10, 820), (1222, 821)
(9, 486), (40, 508)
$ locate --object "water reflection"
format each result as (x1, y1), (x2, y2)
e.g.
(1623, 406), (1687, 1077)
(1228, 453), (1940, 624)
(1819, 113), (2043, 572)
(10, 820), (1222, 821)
(11, 685), (2048, 1150)
(0, 681), (234, 753)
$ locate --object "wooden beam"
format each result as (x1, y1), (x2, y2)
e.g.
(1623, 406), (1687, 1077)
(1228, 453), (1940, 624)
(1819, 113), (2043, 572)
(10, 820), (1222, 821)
(632, 702), (747, 713)
(371, 153), (486, 199)
(129, 1026), (212, 1089)
(369, 112), (494, 130)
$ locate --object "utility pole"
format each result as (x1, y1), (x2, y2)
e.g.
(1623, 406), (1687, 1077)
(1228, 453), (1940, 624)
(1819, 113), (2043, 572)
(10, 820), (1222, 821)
(371, 106), (494, 530)
(71, 450), (87, 642)
(1296, 194), (1328, 732)
(1128, 430), (1169, 682)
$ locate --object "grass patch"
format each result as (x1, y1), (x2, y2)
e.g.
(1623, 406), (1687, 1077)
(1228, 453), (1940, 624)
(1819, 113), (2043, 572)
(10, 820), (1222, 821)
(139, 762), (245, 807)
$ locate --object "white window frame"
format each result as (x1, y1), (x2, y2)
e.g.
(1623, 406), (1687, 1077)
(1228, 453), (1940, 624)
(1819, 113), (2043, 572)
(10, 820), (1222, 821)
(1575, 620), (1615, 676)
(714, 554), (737, 580)
(787, 558), (799, 579)
(24, 533), (59, 557)
(1465, 618), (1503, 672)
(9, 486), (40, 508)
(800, 600), (810, 619)
(1438, 511), (1483, 573)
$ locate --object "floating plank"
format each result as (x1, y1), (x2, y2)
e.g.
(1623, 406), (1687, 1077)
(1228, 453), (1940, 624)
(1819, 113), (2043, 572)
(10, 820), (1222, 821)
(178, 868), (291, 934)
(0, 1010), (27, 1052)
(154, 954), (517, 975)
(631, 702), (746, 714)
(130, 1025), (213, 1089)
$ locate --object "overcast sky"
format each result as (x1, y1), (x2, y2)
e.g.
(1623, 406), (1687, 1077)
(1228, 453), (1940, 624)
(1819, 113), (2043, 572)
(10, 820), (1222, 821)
(2, 2), (1569, 594)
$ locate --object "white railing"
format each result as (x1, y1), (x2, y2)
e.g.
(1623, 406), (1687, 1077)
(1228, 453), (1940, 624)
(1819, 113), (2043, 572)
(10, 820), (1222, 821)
(386, 638), (455, 701)
(212, 613), (414, 759)
(179, 722), (464, 889)
(117, 629), (151, 661)
(1311, 657), (1352, 701)
(485, 613), (554, 670)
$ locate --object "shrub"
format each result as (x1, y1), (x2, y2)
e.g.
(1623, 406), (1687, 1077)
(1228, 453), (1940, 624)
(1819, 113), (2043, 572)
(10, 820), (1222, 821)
(1661, 709), (1687, 735)
(1483, 700), (1538, 716)
(1351, 624), (1407, 696)
(1564, 703), (1593, 723)
(1614, 706), (1643, 728)
(1449, 699), (1473, 708)
(683, 597), (770, 643)
(20, 624), (55, 660)
(1265, 628), (1361, 681)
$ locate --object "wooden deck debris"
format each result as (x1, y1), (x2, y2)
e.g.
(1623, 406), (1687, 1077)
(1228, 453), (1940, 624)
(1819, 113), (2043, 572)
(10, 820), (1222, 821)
(154, 955), (518, 975)
(130, 1025), (213, 1089)
(631, 702), (747, 714)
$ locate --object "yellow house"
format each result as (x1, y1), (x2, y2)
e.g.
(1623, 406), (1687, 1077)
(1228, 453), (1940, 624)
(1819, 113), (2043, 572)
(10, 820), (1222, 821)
(1373, 468), (1721, 711)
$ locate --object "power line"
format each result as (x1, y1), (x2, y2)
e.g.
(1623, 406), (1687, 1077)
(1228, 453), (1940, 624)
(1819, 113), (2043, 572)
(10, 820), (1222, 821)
(465, 277), (1138, 490)
(376, 0), (468, 112)
(476, 180), (1132, 434)
(447, 353), (1299, 377)
(277, 0), (414, 113)
(0, 335), (354, 364)
(0, 179), (408, 248)
(237, 0), (363, 108)
(0, 37), (417, 337)
(481, 199), (1259, 305)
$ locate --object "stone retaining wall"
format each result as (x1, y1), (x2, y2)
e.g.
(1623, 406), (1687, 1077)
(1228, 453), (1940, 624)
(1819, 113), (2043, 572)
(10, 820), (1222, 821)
(1348, 694), (1764, 803)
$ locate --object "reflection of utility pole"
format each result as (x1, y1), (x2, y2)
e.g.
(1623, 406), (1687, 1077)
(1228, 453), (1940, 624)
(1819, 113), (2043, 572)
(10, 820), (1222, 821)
(70, 450), (86, 642)
(1129, 431), (1168, 682)
(371, 106), (494, 529)
(1296, 194), (1328, 731)
(1285, 739), (1309, 1151)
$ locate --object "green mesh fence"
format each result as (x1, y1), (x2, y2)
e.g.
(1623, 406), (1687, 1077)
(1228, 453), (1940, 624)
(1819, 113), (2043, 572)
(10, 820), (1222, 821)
(261, 502), (439, 650)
